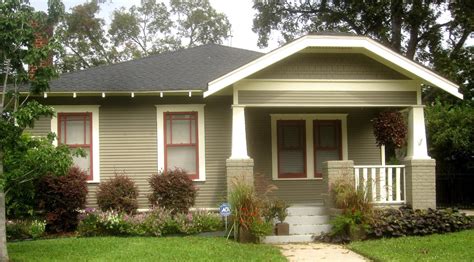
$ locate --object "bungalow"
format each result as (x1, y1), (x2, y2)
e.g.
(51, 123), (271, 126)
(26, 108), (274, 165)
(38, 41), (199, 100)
(28, 34), (461, 216)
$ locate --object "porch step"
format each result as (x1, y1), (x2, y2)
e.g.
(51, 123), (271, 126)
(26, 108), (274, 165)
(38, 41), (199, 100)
(285, 215), (330, 225)
(287, 206), (328, 216)
(289, 224), (332, 235)
(263, 234), (314, 244)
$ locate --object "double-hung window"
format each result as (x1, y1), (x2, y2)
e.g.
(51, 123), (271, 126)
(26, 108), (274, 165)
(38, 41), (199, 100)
(164, 112), (199, 180)
(156, 105), (205, 181)
(272, 114), (347, 180)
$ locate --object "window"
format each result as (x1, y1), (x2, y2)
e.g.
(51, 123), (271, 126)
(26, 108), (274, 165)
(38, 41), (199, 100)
(271, 114), (347, 180)
(58, 112), (93, 180)
(314, 120), (342, 178)
(277, 120), (307, 178)
(51, 105), (100, 183)
(156, 105), (206, 181)
(164, 112), (199, 180)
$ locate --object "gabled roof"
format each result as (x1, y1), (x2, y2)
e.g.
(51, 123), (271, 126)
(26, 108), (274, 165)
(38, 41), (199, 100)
(205, 35), (462, 99)
(48, 44), (263, 92)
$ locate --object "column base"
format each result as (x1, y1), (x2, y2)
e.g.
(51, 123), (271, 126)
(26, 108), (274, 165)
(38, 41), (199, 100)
(403, 159), (436, 210)
(226, 158), (254, 198)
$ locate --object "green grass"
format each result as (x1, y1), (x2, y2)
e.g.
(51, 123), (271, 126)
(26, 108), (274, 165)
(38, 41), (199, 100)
(349, 229), (474, 262)
(8, 236), (286, 262)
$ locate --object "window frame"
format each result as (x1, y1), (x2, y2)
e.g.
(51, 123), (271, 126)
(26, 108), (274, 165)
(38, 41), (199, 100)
(156, 104), (206, 181)
(50, 105), (101, 183)
(163, 111), (199, 180)
(313, 120), (342, 178)
(57, 112), (94, 180)
(277, 120), (307, 178)
(271, 114), (348, 180)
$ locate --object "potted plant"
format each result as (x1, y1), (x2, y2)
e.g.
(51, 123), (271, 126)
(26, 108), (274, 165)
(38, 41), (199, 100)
(273, 200), (289, 235)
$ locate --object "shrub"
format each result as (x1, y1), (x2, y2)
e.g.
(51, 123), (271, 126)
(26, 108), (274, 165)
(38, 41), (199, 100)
(369, 207), (473, 238)
(97, 174), (139, 214)
(372, 110), (407, 149)
(36, 167), (88, 232)
(148, 168), (197, 214)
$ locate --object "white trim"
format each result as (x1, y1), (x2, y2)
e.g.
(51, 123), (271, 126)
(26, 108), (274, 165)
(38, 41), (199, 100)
(155, 104), (206, 181)
(271, 114), (348, 180)
(238, 104), (416, 108)
(230, 105), (250, 159)
(205, 35), (461, 99)
(405, 106), (431, 160)
(50, 105), (101, 183)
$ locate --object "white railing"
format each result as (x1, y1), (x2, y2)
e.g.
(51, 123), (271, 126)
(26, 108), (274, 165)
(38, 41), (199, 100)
(354, 165), (406, 205)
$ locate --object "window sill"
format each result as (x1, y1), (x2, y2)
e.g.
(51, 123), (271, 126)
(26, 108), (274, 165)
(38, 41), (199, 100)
(87, 180), (100, 184)
(192, 179), (206, 182)
(272, 178), (323, 181)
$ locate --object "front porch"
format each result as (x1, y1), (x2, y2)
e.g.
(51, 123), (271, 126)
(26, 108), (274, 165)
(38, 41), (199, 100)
(226, 105), (436, 210)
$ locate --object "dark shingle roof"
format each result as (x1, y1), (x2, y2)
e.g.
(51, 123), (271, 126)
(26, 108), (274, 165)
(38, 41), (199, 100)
(49, 44), (263, 92)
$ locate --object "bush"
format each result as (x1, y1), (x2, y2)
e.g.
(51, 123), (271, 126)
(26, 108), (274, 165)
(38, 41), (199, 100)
(369, 207), (473, 238)
(148, 168), (197, 214)
(36, 167), (88, 232)
(97, 174), (139, 214)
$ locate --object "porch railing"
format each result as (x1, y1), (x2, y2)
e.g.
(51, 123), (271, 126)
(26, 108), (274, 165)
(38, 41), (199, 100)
(354, 165), (406, 205)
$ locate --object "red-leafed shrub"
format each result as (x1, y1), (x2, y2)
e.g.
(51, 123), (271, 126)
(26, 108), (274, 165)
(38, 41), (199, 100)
(372, 111), (407, 148)
(148, 168), (197, 214)
(97, 174), (139, 214)
(36, 167), (88, 232)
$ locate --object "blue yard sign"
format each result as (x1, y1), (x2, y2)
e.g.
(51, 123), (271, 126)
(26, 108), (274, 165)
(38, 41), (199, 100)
(219, 203), (231, 217)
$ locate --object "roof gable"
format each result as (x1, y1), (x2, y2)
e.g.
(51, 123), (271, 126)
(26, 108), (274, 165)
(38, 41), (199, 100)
(204, 35), (462, 99)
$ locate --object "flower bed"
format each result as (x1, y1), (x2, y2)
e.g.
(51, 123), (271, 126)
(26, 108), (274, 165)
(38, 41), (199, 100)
(77, 207), (223, 237)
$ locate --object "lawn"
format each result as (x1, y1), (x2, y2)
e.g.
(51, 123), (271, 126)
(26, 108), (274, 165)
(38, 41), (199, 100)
(349, 229), (474, 262)
(8, 236), (286, 262)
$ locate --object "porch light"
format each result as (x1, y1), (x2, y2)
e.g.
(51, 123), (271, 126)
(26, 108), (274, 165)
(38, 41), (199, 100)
(160, 92), (163, 98)
(43, 92), (47, 98)
(188, 91), (192, 97)
(131, 92), (135, 98)
(73, 92), (77, 98)
(102, 92), (106, 98)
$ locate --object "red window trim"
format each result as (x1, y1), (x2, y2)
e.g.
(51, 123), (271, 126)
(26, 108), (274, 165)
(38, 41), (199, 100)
(57, 112), (93, 181)
(277, 120), (307, 179)
(313, 120), (342, 178)
(163, 112), (199, 180)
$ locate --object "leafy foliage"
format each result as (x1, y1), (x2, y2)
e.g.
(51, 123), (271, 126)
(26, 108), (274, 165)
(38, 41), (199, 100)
(36, 167), (88, 233)
(148, 168), (197, 214)
(96, 173), (139, 214)
(372, 111), (407, 149)
(369, 207), (473, 238)
(6, 219), (46, 241)
(4, 133), (74, 218)
(77, 207), (223, 237)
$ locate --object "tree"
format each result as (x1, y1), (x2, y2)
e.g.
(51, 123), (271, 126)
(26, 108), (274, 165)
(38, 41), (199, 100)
(109, 0), (178, 58)
(0, 0), (64, 260)
(170, 0), (231, 48)
(55, 0), (120, 72)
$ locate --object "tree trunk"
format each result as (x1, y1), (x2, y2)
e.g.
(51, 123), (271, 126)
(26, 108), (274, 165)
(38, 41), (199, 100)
(390, 0), (402, 52)
(0, 150), (8, 262)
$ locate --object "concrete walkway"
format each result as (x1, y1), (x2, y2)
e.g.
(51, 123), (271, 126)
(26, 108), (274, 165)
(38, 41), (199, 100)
(277, 243), (368, 262)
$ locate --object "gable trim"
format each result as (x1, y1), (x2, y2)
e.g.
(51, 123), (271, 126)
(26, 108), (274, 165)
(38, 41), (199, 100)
(204, 35), (462, 99)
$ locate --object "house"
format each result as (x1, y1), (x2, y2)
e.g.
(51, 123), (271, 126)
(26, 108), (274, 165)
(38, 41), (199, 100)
(28, 34), (461, 215)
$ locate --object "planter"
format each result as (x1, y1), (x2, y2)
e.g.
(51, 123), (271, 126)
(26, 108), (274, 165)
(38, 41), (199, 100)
(275, 222), (289, 235)
(238, 226), (256, 243)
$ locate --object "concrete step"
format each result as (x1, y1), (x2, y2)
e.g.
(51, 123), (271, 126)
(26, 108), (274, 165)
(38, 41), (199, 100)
(289, 224), (332, 235)
(287, 206), (328, 216)
(263, 234), (314, 244)
(285, 215), (330, 225)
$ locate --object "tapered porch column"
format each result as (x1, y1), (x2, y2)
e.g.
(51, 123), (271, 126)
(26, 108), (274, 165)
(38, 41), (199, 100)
(226, 105), (254, 195)
(403, 106), (436, 209)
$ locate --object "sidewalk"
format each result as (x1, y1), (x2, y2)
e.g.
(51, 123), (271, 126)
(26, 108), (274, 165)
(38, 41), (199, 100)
(278, 243), (368, 262)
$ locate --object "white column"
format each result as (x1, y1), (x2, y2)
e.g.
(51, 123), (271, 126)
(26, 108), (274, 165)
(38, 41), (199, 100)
(405, 106), (430, 160)
(230, 105), (249, 159)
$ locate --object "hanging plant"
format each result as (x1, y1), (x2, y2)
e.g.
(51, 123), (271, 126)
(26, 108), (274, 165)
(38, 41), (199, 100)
(372, 110), (407, 149)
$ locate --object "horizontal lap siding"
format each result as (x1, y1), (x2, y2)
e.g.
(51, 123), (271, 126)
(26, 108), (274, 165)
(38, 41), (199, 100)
(25, 117), (51, 136)
(246, 107), (380, 204)
(248, 53), (409, 80)
(238, 90), (417, 105)
(29, 96), (231, 209)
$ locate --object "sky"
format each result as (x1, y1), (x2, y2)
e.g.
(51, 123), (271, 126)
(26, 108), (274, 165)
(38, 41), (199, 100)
(30, 0), (280, 52)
